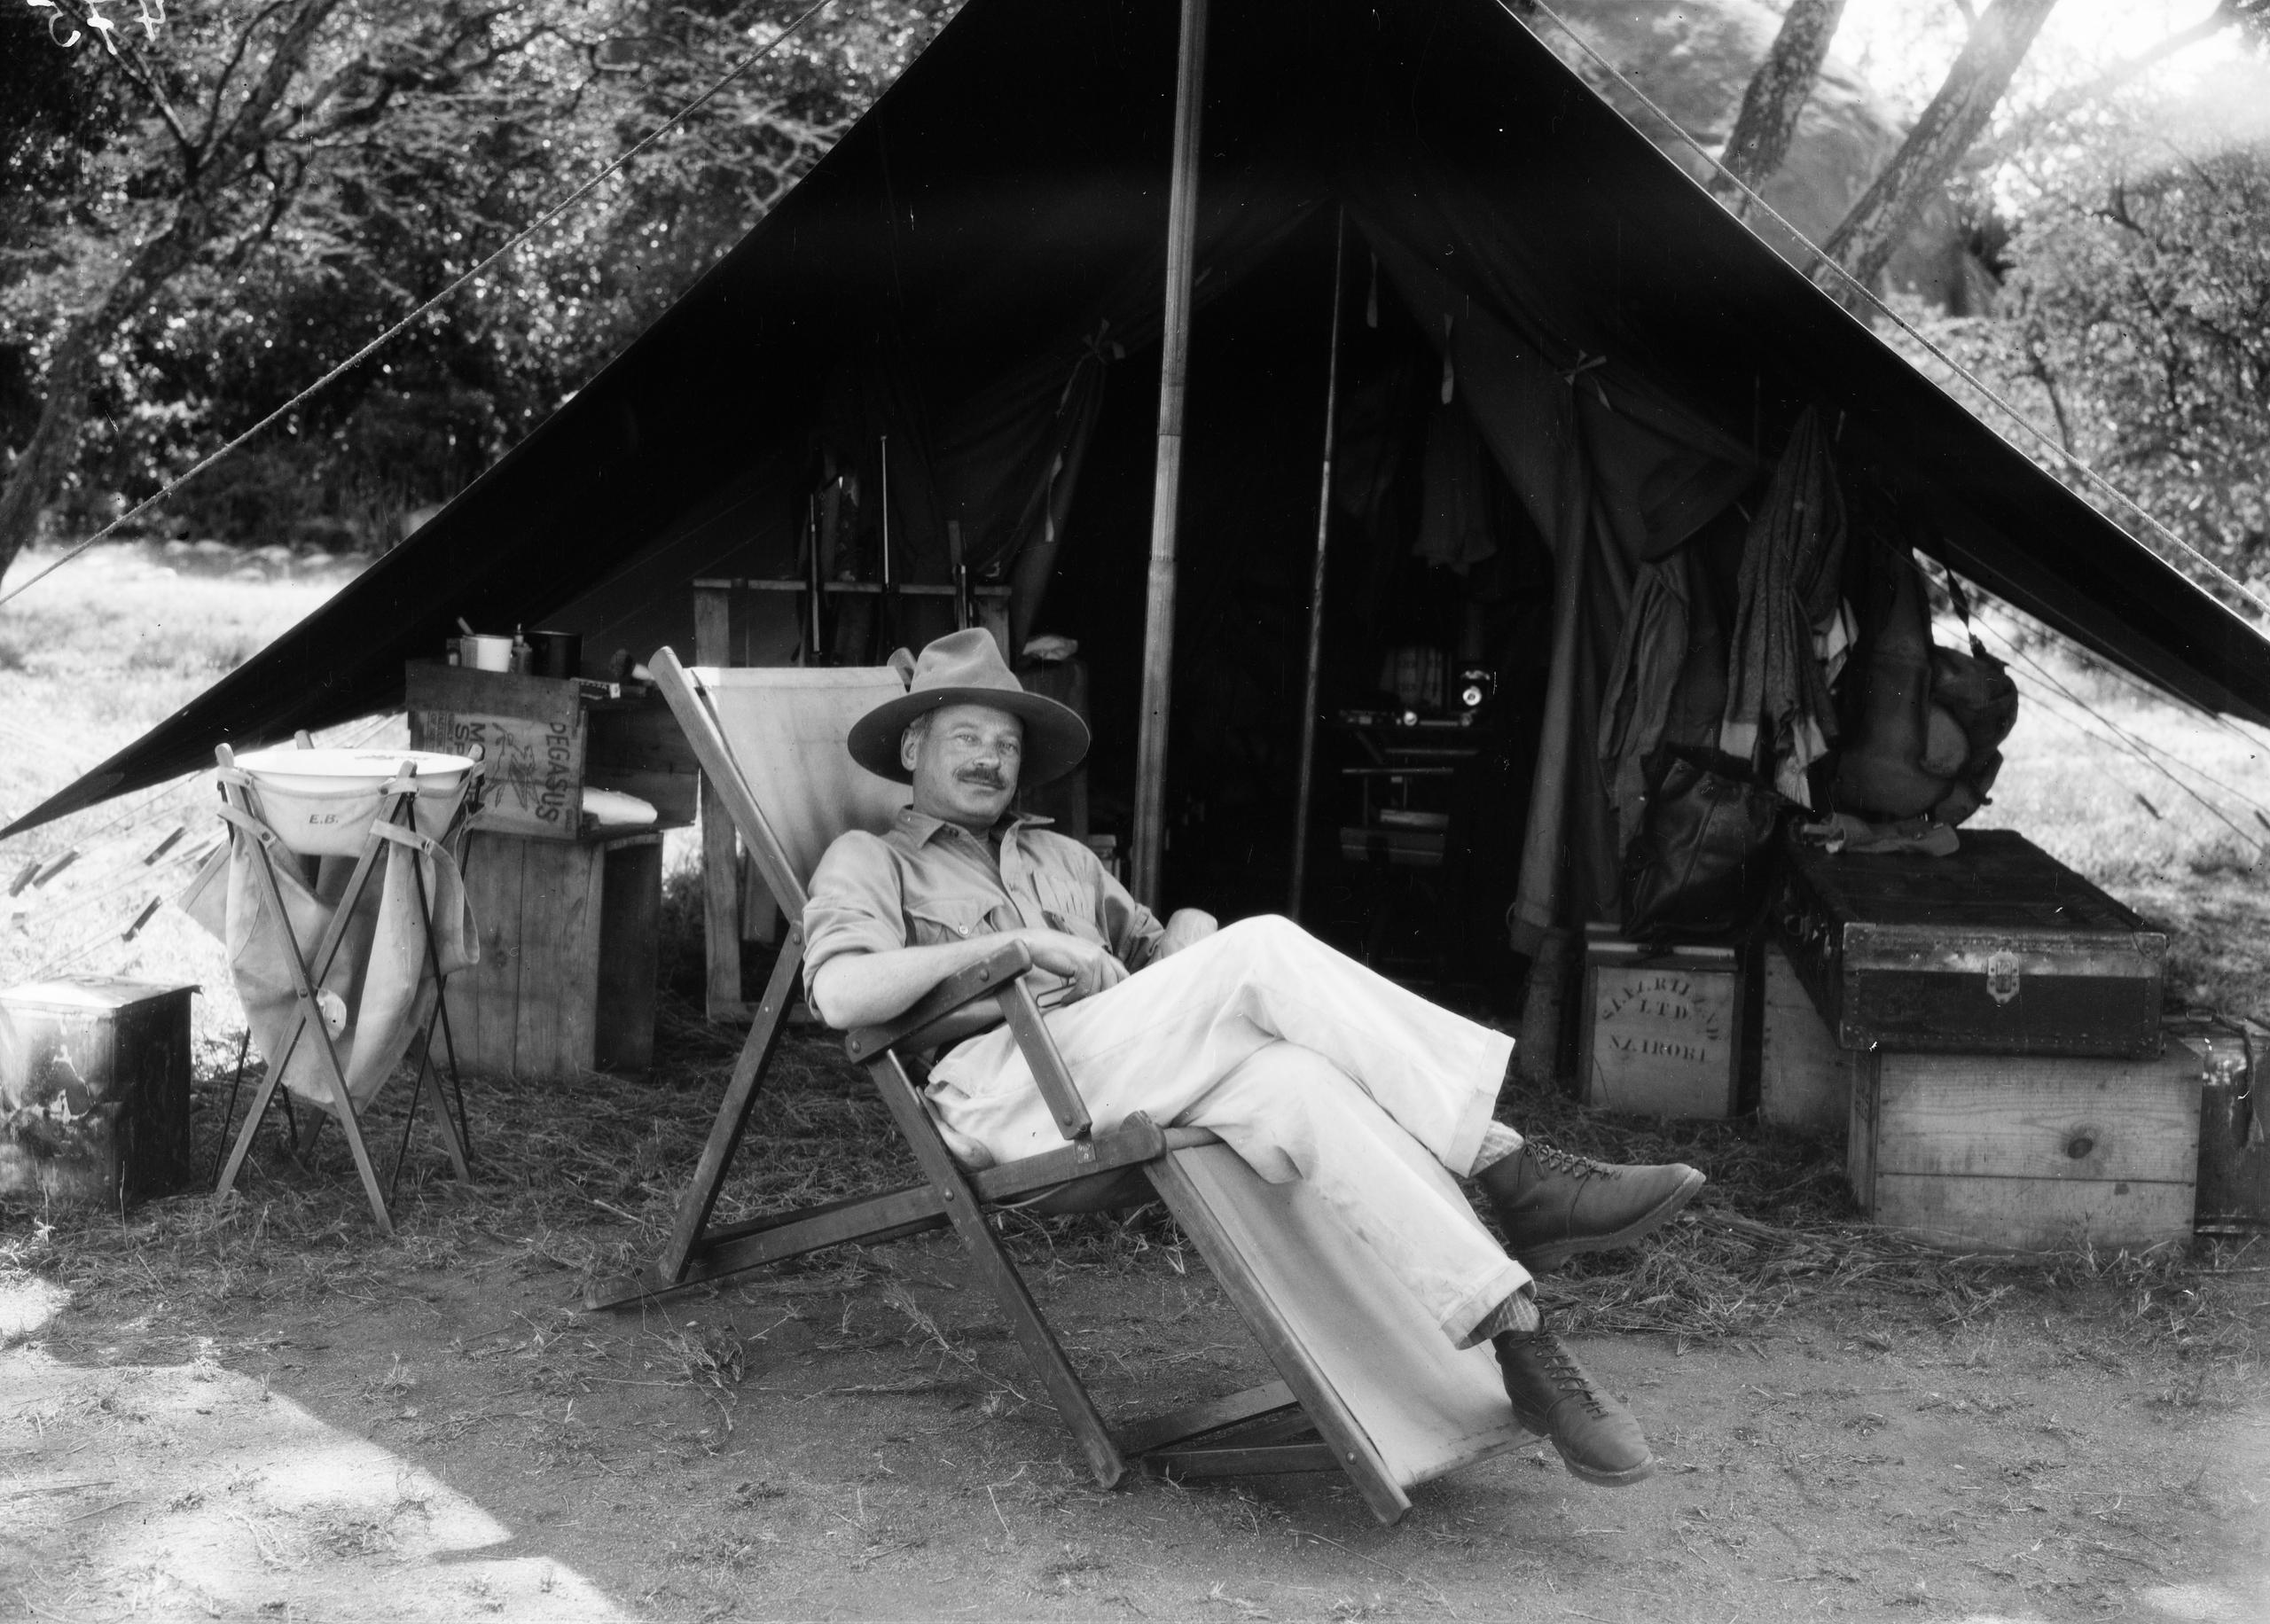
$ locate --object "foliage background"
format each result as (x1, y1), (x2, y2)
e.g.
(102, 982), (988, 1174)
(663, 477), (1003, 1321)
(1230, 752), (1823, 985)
(0, 0), (954, 554)
(4, 0), (2270, 613)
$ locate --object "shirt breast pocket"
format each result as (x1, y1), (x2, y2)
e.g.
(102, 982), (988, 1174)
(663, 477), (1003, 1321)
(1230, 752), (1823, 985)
(1034, 875), (1108, 948)
(904, 895), (999, 948)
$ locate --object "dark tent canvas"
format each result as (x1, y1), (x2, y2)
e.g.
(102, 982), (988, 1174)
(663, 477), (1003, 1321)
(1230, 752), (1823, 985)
(14, 0), (2270, 961)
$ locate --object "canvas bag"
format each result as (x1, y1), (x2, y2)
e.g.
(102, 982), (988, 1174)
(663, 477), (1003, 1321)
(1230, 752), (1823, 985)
(209, 803), (478, 1113)
(1830, 550), (2017, 826)
(1620, 746), (1783, 939)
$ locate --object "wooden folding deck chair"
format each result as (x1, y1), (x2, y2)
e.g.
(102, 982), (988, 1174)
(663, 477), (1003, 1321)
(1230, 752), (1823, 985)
(588, 649), (1529, 1523)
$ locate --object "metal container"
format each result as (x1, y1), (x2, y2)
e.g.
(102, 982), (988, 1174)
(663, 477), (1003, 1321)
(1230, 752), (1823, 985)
(524, 630), (582, 679)
(1, 978), (196, 1208)
(2193, 1026), (2269, 1236)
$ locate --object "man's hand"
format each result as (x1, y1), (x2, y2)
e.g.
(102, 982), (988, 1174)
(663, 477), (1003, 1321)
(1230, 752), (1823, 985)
(1156, 908), (1218, 959)
(1013, 927), (1130, 1002)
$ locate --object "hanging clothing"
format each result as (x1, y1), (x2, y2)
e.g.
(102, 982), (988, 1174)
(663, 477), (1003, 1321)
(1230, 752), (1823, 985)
(1718, 408), (1848, 804)
(1595, 550), (1691, 858)
(1414, 402), (1499, 572)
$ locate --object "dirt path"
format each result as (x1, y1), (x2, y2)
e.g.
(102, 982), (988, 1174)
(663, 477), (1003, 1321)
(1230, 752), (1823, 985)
(6, 1225), (2266, 1623)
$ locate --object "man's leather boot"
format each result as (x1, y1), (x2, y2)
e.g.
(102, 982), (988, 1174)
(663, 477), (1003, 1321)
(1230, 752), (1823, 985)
(1494, 1325), (1655, 1487)
(1477, 1139), (1705, 1269)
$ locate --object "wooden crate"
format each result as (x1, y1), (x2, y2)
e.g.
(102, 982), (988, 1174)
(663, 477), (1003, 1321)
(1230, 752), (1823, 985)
(1846, 1038), (2202, 1252)
(1, 979), (194, 1207)
(1780, 828), (2164, 1058)
(1759, 943), (1851, 1136)
(1577, 926), (1743, 1119)
(406, 663), (697, 841)
(435, 831), (662, 1080)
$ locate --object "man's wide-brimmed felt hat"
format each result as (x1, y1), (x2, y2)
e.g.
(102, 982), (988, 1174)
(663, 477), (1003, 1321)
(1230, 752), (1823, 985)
(848, 629), (1090, 787)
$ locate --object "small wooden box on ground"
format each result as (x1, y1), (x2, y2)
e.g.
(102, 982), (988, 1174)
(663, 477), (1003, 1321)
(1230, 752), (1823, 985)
(1847, 1028), (2203, 1252)
(1, 979), (195, 1207)
(1780, 828), (2164, 1058)
(1577, 925), (1743, 1119)
(435, 830), (662, 1081)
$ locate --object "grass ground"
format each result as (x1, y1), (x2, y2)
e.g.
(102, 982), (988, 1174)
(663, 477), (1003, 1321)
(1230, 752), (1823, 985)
(2, 547), (2268, 1620)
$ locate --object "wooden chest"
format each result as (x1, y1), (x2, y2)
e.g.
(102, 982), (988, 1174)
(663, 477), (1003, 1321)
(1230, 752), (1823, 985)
(1577, 926), (1743, 1119)
(1780, 829), (2164, 1058)
(1, 979), (195, 1208)
(1846, 1036), (2201, 1252)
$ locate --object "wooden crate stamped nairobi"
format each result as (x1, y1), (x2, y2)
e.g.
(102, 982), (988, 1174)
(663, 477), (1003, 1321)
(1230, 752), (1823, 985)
(1846, 1035), (2201, 1253)
(1577, 925), (1743, 1119)
(1781, 828), (2164, 1058)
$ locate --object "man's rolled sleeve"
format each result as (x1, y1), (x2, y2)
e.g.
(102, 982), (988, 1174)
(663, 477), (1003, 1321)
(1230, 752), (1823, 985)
(802, 832), (909, 1009)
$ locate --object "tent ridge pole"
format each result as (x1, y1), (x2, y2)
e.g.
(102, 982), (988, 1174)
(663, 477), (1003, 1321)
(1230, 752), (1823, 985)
(1288, 207), (1349, 919)
(1131, 0), (1210, 910)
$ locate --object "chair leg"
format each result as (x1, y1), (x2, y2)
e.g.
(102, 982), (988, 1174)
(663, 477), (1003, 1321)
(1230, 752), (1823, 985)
(213, 1062), (287, 1205)
(864, 1050), (1125, 1489)
(657, 925), (806, 1282)
(403, 1036), (473, 1183)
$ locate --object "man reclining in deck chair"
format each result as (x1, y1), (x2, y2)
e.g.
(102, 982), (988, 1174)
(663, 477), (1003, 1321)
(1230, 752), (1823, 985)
(802, 629), (1705, 1487)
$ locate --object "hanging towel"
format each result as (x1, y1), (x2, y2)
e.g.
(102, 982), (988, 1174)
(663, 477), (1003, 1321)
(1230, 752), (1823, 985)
(1718, 408), (1848, 803)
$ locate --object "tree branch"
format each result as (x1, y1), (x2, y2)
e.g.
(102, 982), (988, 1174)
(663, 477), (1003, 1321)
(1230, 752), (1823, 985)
(1979, 1), (2246, 166)
(45, 0), (200, 166)
(1817, 0), (2061, 307)
(200, 0), (296, 155)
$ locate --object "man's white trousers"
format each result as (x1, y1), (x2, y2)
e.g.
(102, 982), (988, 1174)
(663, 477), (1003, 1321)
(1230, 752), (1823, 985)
(928, 915), (1527, 1347)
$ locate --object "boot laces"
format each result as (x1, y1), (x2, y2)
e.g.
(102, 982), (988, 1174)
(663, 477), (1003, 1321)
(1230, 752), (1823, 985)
(1528, 1138), (1616, 1181)
(1507, 1330), (1610, 1418)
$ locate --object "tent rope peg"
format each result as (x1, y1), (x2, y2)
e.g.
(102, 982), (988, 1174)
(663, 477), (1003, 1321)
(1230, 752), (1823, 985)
(33, 850), (79, 887)
(121, 896), (162, 941)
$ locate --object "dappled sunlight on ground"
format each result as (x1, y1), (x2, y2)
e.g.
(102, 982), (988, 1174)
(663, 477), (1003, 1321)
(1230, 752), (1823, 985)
(3, 1344), (625, 1620)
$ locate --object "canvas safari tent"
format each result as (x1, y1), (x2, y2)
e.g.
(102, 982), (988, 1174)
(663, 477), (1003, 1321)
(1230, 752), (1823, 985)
(12, 0), (2270, 992)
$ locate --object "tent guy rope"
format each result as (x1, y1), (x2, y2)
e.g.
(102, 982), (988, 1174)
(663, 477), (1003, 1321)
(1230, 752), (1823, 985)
(1515, 0), (2270, 625)
(0, 0), (841, 612)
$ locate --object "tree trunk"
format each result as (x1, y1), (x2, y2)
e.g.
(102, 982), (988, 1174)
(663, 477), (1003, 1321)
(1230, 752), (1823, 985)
(0, 220), (204, 582)
(1816, 0), (2061, 308)
(1711, 0), (1850, 219)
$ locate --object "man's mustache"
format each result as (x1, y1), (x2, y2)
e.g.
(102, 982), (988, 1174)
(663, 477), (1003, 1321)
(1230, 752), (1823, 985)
(957, 768), (1009, 789)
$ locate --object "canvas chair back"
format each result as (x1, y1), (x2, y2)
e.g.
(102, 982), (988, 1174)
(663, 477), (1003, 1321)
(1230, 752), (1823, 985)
(657, 659), (910, 917)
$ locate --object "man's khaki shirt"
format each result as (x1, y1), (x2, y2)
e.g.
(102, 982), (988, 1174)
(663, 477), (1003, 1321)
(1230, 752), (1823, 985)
(802, 808), (1163, 1019)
